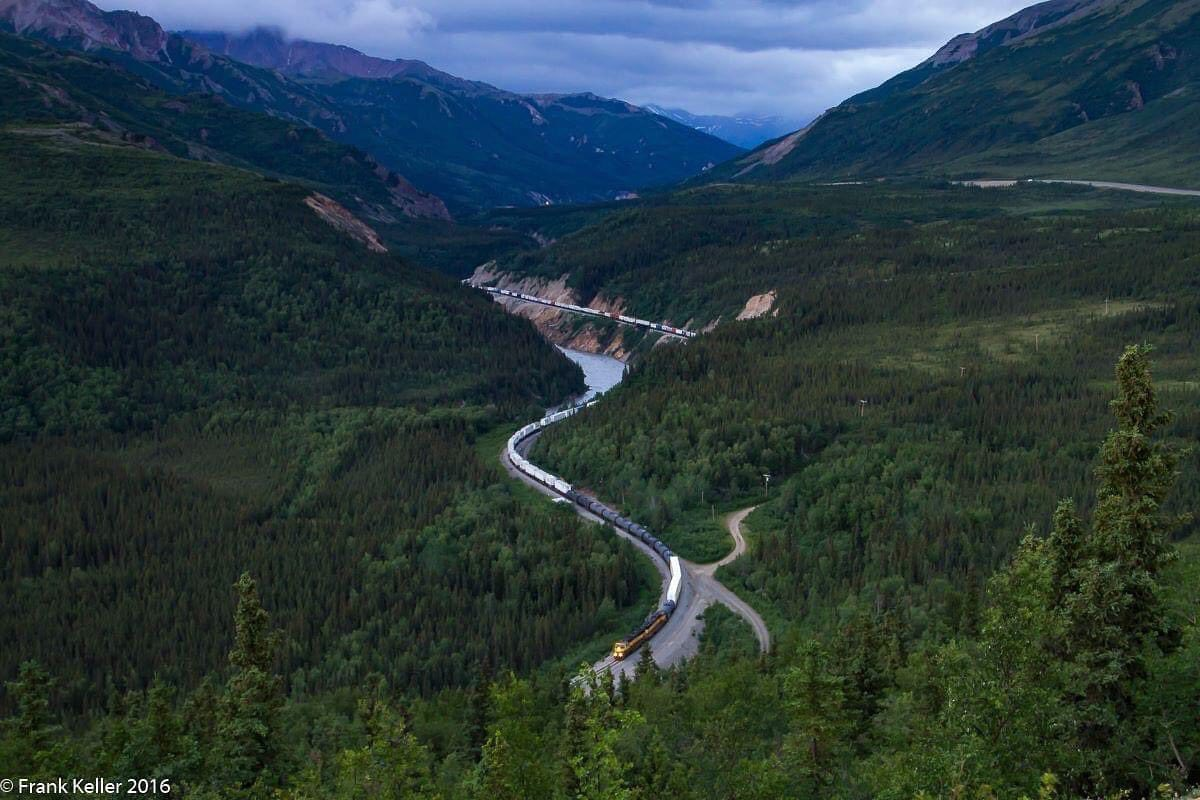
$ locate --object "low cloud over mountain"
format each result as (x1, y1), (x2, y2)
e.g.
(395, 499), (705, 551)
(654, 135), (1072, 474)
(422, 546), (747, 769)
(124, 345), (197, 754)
(95, 0), (1034, 119)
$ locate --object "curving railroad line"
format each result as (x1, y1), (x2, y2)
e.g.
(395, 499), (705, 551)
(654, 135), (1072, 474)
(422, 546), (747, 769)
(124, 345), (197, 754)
(505, 405), (684, 660)
(486, 287), (768, 676)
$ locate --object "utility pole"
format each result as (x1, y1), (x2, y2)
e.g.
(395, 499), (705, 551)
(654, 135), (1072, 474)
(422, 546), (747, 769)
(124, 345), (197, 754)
(1105, 297), (1110, 316)
(1035, 332), (1040, 352)
(763, 473), (771, 497)
(859, 399), (868, 417)
(960, 366), (966, 377)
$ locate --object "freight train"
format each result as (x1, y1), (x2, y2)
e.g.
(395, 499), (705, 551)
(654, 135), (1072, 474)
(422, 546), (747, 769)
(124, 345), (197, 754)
(476, 285), (695, 339)
(506, 403), (683, 661)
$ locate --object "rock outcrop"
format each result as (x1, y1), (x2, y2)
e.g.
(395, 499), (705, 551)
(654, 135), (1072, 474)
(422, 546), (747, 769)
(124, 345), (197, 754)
(305, 193), (387, 253)
(471, 264), (634, 360)
(736, 290), (776, 320)
(923, 0), (1118, 69)
(1, 0), (166, 59)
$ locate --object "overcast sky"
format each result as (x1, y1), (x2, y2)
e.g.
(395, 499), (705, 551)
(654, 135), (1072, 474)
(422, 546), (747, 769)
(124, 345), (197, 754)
(112, 0), (1032, 120)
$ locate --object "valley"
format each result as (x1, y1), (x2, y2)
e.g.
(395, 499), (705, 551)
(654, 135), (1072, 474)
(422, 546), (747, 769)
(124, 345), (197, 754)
(1, 0), (1198, 797)
(498, 333), (769, 683)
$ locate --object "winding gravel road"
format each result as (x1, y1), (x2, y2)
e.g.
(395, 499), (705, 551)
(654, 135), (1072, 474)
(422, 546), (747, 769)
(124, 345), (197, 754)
(685, 507), (771, 654)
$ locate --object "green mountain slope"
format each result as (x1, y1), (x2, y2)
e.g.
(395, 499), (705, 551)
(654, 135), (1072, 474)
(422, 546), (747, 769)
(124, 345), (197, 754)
(3, 0), (741, 212)
(722, 0), (1200, 186)
(485, 180), (1196, 326)
(0, 127), (581, 437)
(185, 27), (744, 211)
(316, 79), (739, 212)
(0, 117), (665, 710)
(0, 31), (449, 222)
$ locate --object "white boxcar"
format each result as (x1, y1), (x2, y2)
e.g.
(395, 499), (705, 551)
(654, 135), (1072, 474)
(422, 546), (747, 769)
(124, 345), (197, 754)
(667, 557), (682, 604)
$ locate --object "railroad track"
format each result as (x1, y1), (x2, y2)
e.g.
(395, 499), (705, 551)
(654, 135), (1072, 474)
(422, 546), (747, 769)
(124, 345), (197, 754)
(467, 283), (696, 339)
(491, 297), (769, 680)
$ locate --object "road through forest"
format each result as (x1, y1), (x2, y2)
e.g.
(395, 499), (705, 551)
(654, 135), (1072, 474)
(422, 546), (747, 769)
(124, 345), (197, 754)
(962, 178), (1200, 197)
(685, 507), (771, 654)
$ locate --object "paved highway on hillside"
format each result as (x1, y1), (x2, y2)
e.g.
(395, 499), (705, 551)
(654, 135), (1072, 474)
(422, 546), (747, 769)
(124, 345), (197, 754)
(962, 178), (1200, 197)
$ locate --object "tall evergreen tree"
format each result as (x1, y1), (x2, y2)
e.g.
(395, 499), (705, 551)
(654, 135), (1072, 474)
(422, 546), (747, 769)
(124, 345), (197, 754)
(782, 643), (849, 796)
(214, 573), (283, 798)
(1046, 345), (1185, 791)
(465, 658), (493, 762)
(472, 675), (556, 800)
(561, 668), (640, 800)
(111, 678), (194, 781)
(633, 644), (658, 685)
(0, 661), (68, 777)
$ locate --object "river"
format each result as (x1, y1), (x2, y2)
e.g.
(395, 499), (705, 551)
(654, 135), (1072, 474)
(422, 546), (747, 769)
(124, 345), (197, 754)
(560, 347), (626, 401)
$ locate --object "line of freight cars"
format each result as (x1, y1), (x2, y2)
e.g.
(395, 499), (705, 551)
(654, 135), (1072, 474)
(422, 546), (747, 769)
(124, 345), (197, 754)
(477, 285), (695, 339)
(506, 403), (683, 660)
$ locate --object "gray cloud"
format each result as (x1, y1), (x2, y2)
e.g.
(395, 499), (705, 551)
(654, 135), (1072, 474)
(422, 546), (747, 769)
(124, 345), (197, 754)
(111, 0), (1032, 118)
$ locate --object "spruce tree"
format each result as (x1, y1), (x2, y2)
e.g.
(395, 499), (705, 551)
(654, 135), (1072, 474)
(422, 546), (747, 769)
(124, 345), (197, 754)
(1047, 345), (1184, 789)
(0, 661), (66, 777)
(465, 658), (493, 762)
(214, 573), (283, 798)
(633, 644), (658, 685)
(562, 667), (639, 800)
(783, 643), (849, 795)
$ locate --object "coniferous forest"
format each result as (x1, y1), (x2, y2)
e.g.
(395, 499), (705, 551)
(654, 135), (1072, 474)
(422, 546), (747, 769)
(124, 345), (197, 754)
(5, 135), (1198, 796)
(0, 129), (653, 721)
(2, 2), (1200, 797)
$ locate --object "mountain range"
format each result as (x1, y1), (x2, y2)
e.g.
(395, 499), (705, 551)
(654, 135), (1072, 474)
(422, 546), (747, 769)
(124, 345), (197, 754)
(721, 0), (1199, 187)
(643, 105), (805, 149)
(0, 0), (741, 212)
(0, 30), (451, 227)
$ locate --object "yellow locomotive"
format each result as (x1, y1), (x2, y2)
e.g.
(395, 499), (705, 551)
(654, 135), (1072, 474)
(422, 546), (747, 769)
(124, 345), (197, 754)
(612, 609), (669, 660)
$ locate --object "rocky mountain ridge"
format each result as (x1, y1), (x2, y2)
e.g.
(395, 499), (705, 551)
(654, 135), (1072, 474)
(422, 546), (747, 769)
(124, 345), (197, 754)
(178, 27), (742, 211)
(713, 0), (1199, 187)
(1, 4), (742, 212)
(183, 27), (477, 87)
(0, 0), (162, 57)
(923, 0), (1117, 68)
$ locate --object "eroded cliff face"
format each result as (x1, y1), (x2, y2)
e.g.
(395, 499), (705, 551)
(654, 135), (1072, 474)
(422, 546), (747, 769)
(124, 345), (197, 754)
(471, 263), (632, 361)
(304, 193), (387, 253)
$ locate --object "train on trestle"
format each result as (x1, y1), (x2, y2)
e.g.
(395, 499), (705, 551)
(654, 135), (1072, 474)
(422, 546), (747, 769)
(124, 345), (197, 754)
(478, 285), (696, 339)
(507, 402), (683, 660)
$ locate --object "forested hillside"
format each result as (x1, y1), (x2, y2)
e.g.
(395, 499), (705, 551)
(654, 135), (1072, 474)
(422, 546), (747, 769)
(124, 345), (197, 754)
(0, 32), (449, 224)
(536, 196), (1200, 617)
(0, 129), (581, 437)
(519, 182), (1200, 795)
(0, 125), (669, 715)
(4, 348), (1196, 799)
(490, 180), (1197, 323)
